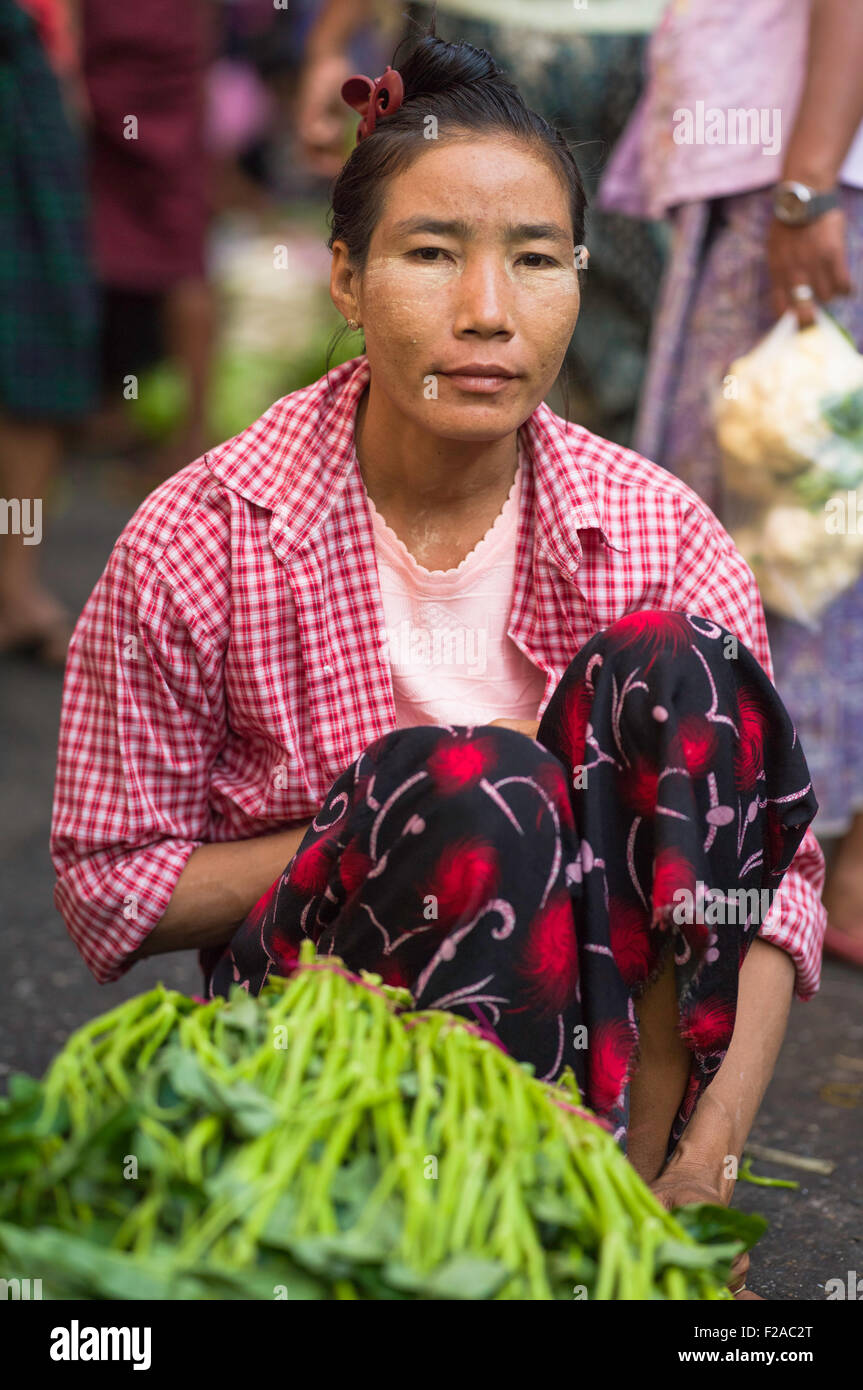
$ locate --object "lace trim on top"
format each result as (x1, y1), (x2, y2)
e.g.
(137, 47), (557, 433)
(363, 435), (525, 581)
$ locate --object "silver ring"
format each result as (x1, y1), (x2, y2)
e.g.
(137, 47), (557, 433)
(791, 284), (814, 302)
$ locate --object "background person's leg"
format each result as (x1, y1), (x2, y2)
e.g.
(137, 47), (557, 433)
(0, 414), (69, 662)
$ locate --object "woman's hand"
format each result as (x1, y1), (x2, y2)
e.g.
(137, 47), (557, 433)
(296, 52), (353, 176)
(488, 717), (541, 740)
(766, 208), (852, 326)
(649, 1163), (755, 1299)
(649, 1164), (728, 1214)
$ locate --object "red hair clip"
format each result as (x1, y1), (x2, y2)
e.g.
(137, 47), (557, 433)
(341, 65), (405, 143)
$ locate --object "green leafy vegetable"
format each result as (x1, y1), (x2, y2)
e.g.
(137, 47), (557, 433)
(0, 945), (748, 1301)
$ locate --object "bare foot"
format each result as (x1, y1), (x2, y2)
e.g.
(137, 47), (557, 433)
(822, 814), (863, 940)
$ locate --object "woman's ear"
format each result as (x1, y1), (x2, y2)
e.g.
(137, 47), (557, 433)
(330, 240), (361, 324)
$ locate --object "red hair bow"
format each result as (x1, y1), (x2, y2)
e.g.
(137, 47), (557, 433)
(341, 65), (405, 143)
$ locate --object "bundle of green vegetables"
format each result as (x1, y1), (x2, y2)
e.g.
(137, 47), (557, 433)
(0, 944), (762, 1300)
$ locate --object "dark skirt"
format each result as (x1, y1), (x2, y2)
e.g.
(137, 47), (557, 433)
(0, 0), (99, 419)
(81, 0), (213, 292)
(204, 610), (817, 1160)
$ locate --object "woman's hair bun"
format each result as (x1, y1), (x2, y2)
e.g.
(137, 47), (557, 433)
(395, 32), (510, 104)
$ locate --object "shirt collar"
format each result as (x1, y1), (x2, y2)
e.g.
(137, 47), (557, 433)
(205, 353), (628, 564)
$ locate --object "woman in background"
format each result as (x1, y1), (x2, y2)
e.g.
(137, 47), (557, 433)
(599, 0), (863, 966)
(0, 0), (98, 663)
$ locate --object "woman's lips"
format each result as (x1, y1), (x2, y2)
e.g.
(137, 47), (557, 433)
(441, 373), (517, 393)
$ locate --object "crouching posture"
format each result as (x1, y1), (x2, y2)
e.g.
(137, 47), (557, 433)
(51, 30), (826, 1299)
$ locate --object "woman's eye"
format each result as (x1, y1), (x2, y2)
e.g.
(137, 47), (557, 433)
(407, 248), (557, 267)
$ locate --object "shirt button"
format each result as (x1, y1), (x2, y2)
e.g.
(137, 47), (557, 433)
(322, 663), (334, 676)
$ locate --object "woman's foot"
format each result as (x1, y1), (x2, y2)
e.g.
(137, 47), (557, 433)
(0, 586), (74, 666)
(728, 1250), (764, 1299)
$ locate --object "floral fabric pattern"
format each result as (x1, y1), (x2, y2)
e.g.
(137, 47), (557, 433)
(204, 610), (817, 1157)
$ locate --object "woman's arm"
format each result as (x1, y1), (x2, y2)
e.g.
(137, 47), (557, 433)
(781, 0), (863, 195)
(127, 823), (311, 960)
(51, 538), (309, 982)
(766, 0), (863, 324)
(296, 0), (375, 175)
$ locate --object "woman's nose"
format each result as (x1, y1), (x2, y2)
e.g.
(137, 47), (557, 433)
(453, 254), (515, 335)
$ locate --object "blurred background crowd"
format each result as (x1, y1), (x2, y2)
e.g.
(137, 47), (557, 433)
(2, 0), (863, 977)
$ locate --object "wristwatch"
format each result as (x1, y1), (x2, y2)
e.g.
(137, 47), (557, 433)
(772, 180), (841, 227)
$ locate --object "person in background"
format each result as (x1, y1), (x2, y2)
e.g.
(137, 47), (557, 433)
(298, 0), (667, 448)
(599, 0), (863, 968)
(0, 0), (98, 664)
(79, 0), (216, 482)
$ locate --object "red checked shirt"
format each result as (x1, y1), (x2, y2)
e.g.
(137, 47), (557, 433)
(51, 354), (827, 991)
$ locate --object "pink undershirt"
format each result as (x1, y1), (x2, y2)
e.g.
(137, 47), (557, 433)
(365, 439), (547, 729)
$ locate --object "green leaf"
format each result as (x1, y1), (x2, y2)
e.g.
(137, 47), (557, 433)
(821, 385), (863, 438)
(382, 1254), (510, 1300)
(40, 1102), (140, 1184)
(280, 1235), (356, 1281)
(671, 1202), (768, 1252)
(162, 1050), (278, 1138)
(175, 1261), (327, 1301)
(527, 1192), (592, 1232)
(654, 1237), (743, 1272)
(0, 1222), (175, 1300)
(6, 1074), (44, 1106)
(258, 1193), (301, 1250)
(327, 1152), (380, 1206)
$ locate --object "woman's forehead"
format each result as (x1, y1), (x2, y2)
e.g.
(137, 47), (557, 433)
(378, 143), (572, 222)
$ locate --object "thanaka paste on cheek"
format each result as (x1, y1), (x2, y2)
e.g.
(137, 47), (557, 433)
(358, 255), (579, 381)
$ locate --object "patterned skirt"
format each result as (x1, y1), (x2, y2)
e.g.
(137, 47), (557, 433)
(0, 0), (98, 419)
(204, 610), (817, 1159)
(634, 186), (863, 836)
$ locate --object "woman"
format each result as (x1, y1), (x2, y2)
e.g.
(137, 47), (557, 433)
(51, 31), (826, 1297)
(0, 0), (98, 662)
(598, 0), (863, 967)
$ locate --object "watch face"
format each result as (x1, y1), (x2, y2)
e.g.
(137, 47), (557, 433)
(774, 184), (811, 226)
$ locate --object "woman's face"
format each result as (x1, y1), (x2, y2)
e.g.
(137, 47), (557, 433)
(331, 136), (581, 441)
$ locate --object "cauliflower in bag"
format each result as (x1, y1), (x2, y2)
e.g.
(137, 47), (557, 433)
(716, 309), (863, 496)
(715, 310), (863, 625)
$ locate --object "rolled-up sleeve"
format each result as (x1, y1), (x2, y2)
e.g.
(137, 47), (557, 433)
(673, 498), (827, 999)
(51, 542), (226, 983)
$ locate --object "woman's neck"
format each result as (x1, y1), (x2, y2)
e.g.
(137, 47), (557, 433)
(354, 381), (520, 512)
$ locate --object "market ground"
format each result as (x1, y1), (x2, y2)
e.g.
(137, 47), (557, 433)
(2, 458), (861, 1303)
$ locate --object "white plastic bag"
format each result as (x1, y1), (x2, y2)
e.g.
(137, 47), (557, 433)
(715, 308), (863, 627)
